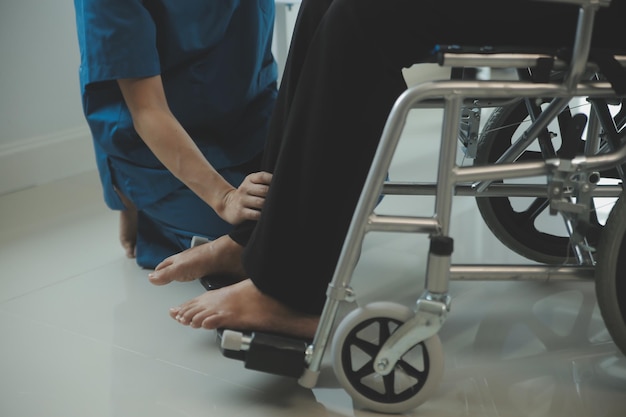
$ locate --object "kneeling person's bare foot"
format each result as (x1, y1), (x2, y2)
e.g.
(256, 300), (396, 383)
(119, 208), (137, 259)
(115, 188), (137, 259)
(149, 235), (245, 286)
(169, 279), (319, 340)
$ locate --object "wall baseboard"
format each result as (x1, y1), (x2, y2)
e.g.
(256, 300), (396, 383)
(0, 126), (97, 196)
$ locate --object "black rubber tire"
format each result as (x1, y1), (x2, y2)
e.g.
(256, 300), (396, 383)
(594, 194), (626, 356)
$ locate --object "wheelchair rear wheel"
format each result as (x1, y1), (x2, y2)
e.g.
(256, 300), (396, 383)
(594, 194), (626, 357)
(474, 99), (605, 264)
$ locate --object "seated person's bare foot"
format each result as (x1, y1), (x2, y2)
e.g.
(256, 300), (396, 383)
(149, 234), (245, 286)
(169, 279), (319, 340)
(119, 208), (137, 259)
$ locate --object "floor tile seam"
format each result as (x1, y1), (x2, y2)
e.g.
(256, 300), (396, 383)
(0, 307), (176, 359)
(0, 258), (124, 304)
(0, 308), (264, 390)
(150, 355), (273, 394)
(0, 309), (112, 345)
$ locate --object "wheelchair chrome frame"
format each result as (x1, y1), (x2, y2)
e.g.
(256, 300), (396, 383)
(298, 0), (626, 388)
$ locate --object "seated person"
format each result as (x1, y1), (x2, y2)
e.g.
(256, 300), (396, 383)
(74, 0), (277, 268)
(150, 0), (626, 339)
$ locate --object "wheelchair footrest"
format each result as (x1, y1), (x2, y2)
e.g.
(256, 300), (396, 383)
(217, 329), (310, 378)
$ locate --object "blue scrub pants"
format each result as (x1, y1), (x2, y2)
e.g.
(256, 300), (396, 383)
(136, 158), (261, 269)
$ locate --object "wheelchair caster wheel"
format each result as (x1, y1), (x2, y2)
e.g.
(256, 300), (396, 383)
(331, 302), (443, 413)
(595, 195), (626, 357)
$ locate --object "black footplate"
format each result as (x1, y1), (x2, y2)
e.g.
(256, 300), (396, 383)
(216, 329), (310, 378)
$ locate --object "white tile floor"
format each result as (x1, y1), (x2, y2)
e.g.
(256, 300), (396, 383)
(1, 108), (625, 417)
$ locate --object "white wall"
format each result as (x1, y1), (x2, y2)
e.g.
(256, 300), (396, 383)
(0, 0), (93, 195)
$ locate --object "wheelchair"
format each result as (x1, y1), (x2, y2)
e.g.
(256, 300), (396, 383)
(217, 0), (626, 413)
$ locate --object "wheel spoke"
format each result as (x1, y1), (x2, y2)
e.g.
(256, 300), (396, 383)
(516, 149), (543, 162)
(397, 358), (426, 381)
(351, 336), (380, 357)
(379, 318), (391, 343)
(517, 197), (550, 225)
(382, 371), (396, 398)
(353, 359), (376, 380)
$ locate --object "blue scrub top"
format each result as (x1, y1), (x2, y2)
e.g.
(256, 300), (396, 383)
(74, 0), (277, 210)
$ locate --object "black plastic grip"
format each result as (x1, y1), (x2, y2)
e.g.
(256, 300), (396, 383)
(429, 235), (454, 256)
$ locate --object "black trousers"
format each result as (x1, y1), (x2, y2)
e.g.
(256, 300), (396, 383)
(230, 0), (624, 315)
